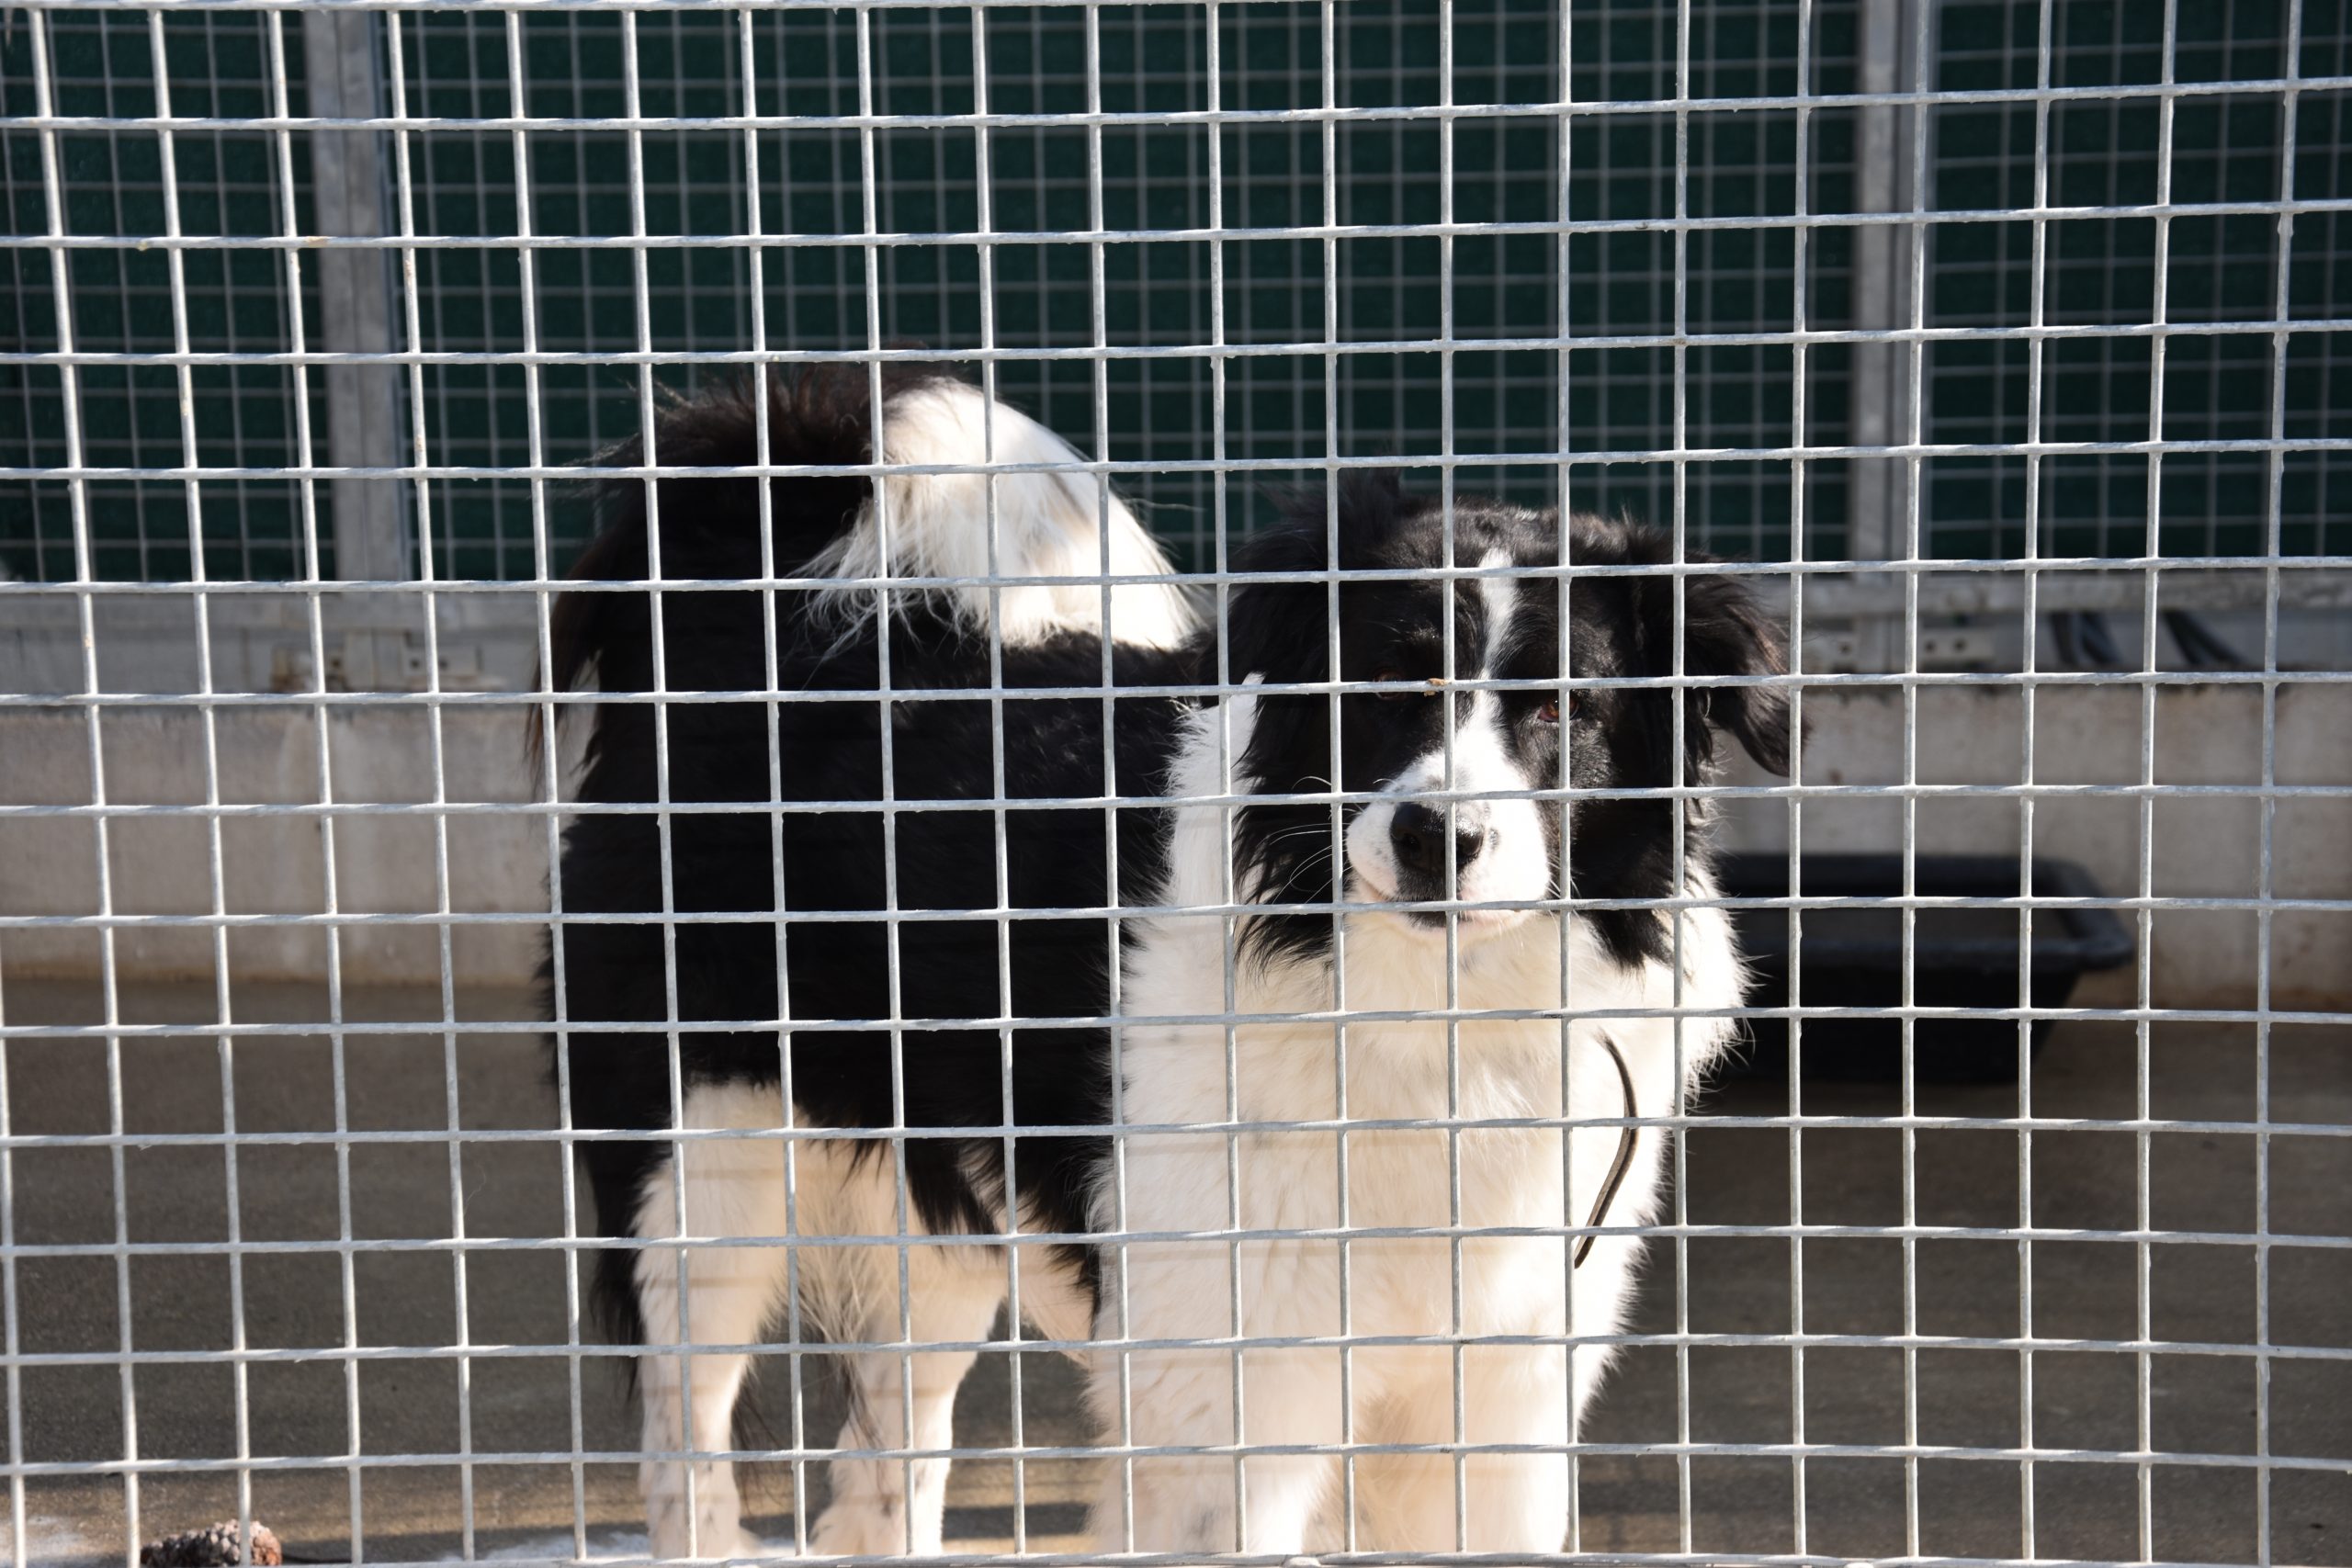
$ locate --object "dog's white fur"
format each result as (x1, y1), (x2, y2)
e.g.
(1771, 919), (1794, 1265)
(1094, 679), (1741, 1553)
(625, 386), (1742, 1558)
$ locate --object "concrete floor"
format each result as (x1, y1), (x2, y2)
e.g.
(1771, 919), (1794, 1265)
(3, 978), (2346, 1565)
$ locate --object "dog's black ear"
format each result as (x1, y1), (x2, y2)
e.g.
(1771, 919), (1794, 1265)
(1683, 570), (1787, 780)
(1627, 557), (1787, 784)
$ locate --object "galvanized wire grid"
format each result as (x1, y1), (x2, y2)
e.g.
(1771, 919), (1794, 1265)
(2, 1), (2349, 1566)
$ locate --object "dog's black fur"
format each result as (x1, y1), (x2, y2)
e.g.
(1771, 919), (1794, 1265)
(545, 367), (1789, 1351)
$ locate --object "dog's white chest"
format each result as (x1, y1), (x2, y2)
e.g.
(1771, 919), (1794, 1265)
(1106, 910), (1734, 1349)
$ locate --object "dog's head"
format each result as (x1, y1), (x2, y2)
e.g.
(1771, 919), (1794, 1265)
(1216, 474), (1790, 971)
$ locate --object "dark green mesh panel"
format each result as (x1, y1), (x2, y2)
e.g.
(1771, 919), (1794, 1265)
(1927, 0), (2350, 561)
(392, 3), (1587, 580)
(2, 9), (322, 581)
(4, 2), (1867, 583)
(1565, 2), (1858, 565)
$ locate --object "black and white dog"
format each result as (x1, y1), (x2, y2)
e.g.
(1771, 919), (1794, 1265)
(548, 367), (1788, 1559)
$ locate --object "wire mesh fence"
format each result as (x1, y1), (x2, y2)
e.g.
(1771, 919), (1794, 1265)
(1, 0), (2348, 1564)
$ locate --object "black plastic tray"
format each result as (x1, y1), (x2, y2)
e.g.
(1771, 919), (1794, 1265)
(1715, 852), (2135, 1082)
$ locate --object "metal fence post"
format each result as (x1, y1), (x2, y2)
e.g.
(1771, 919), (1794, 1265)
(300, 6), (412, 690)
(1847, 0), (1925, 670)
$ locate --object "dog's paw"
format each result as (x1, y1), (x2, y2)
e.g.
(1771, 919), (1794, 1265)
(645, 1494), (761, 1562)
(804, 1495), (928, 1557)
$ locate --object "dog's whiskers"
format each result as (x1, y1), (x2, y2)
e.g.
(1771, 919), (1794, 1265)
(1261, 822), (1348, 851)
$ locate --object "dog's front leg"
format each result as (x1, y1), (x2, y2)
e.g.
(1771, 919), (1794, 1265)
(1348, 1339), (1572, 1552)
(1091, 1340), (1339, 1554)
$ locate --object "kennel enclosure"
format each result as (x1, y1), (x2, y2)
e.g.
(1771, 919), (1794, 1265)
(4, 0), (2351, 1563)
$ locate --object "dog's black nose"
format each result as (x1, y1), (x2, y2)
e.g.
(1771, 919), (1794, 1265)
(1390, 802), (1488, 881)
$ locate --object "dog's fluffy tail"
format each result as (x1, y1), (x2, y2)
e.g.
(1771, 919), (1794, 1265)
(804, 374), (1197, 650)
(548, 366), (1194, 712)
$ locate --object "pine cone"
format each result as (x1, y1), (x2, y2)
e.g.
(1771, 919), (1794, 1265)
(139, 1519), (284, 1566)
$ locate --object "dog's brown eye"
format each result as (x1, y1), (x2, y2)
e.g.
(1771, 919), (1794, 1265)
(1537, 692), (1581, 724)
(1373, 668), (1412, 700)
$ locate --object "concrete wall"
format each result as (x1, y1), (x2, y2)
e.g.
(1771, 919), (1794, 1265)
(1713, 681), (2350, 1010)
(1, 704), (555, 988)
(5, 684), (2346, 1006)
